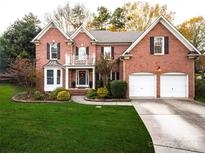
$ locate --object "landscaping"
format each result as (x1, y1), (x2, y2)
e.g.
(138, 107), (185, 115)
(195, 79), (205, 103)
(86, 80), (128, 101)
(0, 84), (154, 153)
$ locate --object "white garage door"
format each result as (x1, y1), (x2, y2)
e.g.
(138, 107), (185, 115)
(129, 74), (156, 97)
(160, 74), (188, 98)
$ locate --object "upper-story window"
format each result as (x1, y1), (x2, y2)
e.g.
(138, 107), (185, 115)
(50, 43), (58, 59)
(78, 47), (86, 60)
(150, 36), (169, 55)
(47, 43), (60, 60)
(104, 47), (112, 59)
(154, 36), (164, 55)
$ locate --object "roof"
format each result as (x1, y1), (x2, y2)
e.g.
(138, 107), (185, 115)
(122, 16), (201, 56)
(44, 60), (62, 67)
(70, 25), (97, 41)
(31, 21), (72, 43)
(67, 30), (142, 43)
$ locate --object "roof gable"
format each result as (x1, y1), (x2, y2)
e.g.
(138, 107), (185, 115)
(70, 25), (97, 41)
(31, 21), (72, 43)
(122, 16), (201, 56)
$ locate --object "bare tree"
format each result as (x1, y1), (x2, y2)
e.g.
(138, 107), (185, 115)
(5, 57), (38, 94)
(45, 2), (89, 32)
(95, 56), (116, 86)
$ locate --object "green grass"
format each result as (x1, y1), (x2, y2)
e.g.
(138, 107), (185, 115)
(0, 84), (154, 153)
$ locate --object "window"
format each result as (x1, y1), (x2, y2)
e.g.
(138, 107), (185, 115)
(57, 70), (61, 84)
(154, 37), (164, 54)
(111, 72), (119, 80)
(78, 47), (86, 60)
(47, 70), (54, 85)
(104, 47), (111, 59)
(50, 43), (58, 59)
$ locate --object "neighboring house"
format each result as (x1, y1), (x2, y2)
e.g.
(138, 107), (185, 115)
(32, 16), (201, 98)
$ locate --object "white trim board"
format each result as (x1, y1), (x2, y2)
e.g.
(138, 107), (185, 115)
(121, 16), (201, 56)
(31, 21), (72, 43)
(70, 25), (97, 41)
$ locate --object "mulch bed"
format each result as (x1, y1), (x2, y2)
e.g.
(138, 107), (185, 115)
(12, 92), (69, 103)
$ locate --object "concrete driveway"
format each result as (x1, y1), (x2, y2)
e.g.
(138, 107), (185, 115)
(132, 99), (205, 153)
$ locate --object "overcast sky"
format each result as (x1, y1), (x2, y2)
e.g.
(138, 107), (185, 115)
(0, 0), (205, 33)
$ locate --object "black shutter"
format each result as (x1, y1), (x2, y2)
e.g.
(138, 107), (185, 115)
(101, 47), (104, 56)
(76, 47), (79, 56)
(57, 43), (60, 59)
(150, 37), (154, 54)
(47, 43), (50, 60)
(164, 37), (169, 54)
(116, 72), (119, 80)
(86, 47), (89, 55)
(111, 46), (114, 59)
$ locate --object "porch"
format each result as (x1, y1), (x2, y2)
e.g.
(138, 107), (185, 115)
(64, 67), (96, 90)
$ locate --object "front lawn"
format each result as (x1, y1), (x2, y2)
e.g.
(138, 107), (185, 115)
(0, 84), (154, 153)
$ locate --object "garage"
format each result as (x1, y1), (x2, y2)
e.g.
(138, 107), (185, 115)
(129, 73), (156, 98)
(160, 73), (188, 98)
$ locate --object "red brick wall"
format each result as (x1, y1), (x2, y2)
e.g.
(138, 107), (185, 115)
(124, 22), (195, 98)
(36, 28), (71, 91)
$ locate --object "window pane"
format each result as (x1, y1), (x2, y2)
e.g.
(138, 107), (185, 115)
(104, 47), (111, 59)
(51, 43), (58, 59)
(154, 37), (163, 53)
(57, 70), (60, 84)
(78, 47), (86, 60)
(47, 70), (54, 85)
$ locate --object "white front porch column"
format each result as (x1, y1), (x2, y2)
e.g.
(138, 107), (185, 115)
(65, 68), (69, 89)
(92, 67), (95, 89)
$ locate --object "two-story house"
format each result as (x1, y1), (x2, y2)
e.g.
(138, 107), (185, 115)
(32, 16), (201, 98)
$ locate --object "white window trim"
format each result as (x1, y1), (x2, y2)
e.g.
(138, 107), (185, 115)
(76, 70), (89, 87)
(44, 67), (62, 91)
(154, 36), (164, 55)
(50, 43), (58, 60)
(104, 46), (112, 59)
(78, 47), (87, 60)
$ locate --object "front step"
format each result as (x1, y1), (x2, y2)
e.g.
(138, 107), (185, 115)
(69, 89), (88, 95)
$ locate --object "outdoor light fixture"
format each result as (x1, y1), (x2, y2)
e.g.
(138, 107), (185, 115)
(157, 66), (161, 72)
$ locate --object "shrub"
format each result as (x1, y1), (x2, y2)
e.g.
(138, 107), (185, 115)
(57, 91), (70, 101)
(110, 80), (127, 98)
(86, 89), (97, 99)
(48, 87), (67, 100)
(96, 80), (103, 88)
(97, 87), (109, 99)
(34, 91), (44, 100)
(48, 91), (56, 100)
(54, 87), (66, 97)
(196, 79), (205, 96)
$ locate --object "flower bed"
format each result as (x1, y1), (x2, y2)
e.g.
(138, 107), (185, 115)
(12, 92), (70, 103)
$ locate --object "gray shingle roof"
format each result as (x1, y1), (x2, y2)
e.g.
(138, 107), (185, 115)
(67, 30), (142, 43)
(44, 60), (62, 67)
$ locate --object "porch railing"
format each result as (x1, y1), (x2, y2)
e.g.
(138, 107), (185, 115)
(65, 53), (96, 66)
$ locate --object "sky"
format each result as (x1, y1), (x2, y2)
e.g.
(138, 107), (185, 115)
(0, 0), (205, 33)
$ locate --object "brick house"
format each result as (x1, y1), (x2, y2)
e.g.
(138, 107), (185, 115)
(32, 16), (201, 98)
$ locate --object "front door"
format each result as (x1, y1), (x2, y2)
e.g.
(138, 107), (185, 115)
(76, 70), (88, 87)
